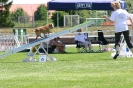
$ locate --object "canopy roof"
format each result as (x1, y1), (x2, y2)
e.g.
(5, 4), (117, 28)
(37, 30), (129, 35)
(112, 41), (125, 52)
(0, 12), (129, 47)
(47, 0), (126, 10)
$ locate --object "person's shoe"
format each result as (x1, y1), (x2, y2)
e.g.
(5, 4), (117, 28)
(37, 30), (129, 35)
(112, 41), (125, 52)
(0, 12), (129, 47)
(90, 50), (94, 52)
(84, 50), (88, 53)
(113, 54), (119, 59)
(63, 51), (67, 53)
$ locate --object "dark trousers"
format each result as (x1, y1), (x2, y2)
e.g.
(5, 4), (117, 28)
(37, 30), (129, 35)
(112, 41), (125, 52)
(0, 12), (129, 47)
(115, 30), (133, 48)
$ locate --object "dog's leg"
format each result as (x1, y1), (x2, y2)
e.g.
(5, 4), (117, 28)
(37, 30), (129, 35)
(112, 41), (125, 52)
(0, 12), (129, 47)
(43, 35), (46, 38)
(36, 36), (38, 40)
(40, 35), (43, 38)
(36, 35), (39, 40)
(43, 33), (47, 38)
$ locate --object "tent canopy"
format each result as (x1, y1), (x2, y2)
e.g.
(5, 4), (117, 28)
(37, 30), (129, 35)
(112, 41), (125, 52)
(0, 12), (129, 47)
(47, 0), (126, 10)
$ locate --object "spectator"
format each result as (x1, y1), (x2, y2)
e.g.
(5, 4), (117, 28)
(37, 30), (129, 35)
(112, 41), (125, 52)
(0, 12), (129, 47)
(49, 37), (66, 53)
(74, 29), (93, 52)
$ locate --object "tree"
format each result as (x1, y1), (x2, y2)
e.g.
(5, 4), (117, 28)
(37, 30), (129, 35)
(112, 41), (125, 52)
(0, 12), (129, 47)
(65, 10), (91, 23)
(76, 10), (90, 23)
(126, 0), (133, 13)
(34, 4), (47, 21)
(11, 8), (29, 22)
(0, 0), (14, 27)
(51, 11), (69, 27)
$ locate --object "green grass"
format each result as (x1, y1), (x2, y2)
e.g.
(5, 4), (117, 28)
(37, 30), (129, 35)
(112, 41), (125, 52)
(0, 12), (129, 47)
(0, 46), (133, 88)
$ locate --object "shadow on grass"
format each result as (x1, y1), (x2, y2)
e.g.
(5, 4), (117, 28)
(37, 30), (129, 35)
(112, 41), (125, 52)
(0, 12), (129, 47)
(50, 51), (105, 54)
(0, 61), (23, 63)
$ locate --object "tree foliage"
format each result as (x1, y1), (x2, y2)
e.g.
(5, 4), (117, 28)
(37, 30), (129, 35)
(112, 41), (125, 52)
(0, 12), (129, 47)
(76, 10), (90, 23)
(0, 0), (14, 27)
(125, 0), (133, 13)
(51, 11), (69, 27)
(52, 10), (91, 26)
(34, 4), (47, 21)
(64, 10), (91, 23)
(11, 8), (29, 22)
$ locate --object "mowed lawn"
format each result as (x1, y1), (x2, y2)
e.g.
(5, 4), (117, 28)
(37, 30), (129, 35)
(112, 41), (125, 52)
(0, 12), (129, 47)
(0, 46), (133, 88)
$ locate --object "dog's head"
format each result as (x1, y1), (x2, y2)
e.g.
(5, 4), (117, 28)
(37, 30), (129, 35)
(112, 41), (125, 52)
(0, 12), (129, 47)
(48, 23), (54, 29)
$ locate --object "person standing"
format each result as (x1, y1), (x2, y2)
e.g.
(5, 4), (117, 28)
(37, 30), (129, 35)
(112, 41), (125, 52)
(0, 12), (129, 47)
(102, 1), (133, 59)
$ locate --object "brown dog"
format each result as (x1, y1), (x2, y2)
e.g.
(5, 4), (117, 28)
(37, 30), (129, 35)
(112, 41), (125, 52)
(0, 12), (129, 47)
(33, 23), (54, 40)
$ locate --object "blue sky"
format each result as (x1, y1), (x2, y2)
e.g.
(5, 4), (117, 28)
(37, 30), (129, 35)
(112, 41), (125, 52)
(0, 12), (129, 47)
(11, 0), (51, 4)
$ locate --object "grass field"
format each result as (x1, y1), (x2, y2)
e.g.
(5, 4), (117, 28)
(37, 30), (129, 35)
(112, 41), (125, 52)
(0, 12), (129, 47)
(0, 46), (133, 88)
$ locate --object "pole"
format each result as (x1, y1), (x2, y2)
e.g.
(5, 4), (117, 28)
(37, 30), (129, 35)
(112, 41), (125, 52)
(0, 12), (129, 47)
(47, 11), (49, 24)
(57, 11), (59, 32)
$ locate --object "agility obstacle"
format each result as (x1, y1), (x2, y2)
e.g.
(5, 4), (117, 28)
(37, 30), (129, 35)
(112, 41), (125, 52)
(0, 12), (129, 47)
(0, 29), (27, 51)
(0, 21), (94, 62)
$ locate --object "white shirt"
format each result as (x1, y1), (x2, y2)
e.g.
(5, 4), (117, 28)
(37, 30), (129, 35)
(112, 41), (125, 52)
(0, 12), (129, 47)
(110, 9), (130, 33)
(74, 33), (87, 43)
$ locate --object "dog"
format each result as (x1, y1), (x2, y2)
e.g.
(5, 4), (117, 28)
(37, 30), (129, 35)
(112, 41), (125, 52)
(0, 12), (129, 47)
(33, 23), (54, 40)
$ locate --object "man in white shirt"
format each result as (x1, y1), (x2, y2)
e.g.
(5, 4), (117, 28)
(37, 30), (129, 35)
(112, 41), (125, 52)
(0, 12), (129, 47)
(74, 29), (93, 52)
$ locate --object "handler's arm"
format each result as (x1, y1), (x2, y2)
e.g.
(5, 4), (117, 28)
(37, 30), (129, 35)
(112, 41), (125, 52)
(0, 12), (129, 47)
(129, 17), (133, 30)
(102, 15), (114, 23)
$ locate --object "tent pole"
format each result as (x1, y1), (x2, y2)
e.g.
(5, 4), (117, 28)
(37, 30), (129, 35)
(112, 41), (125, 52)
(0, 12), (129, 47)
(47, 11), (49, 24)
(57, 11), (59, 32)
(47, 10), (49, 53)
(71, 15), (72, 26)
(64, 15), (65, 27)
